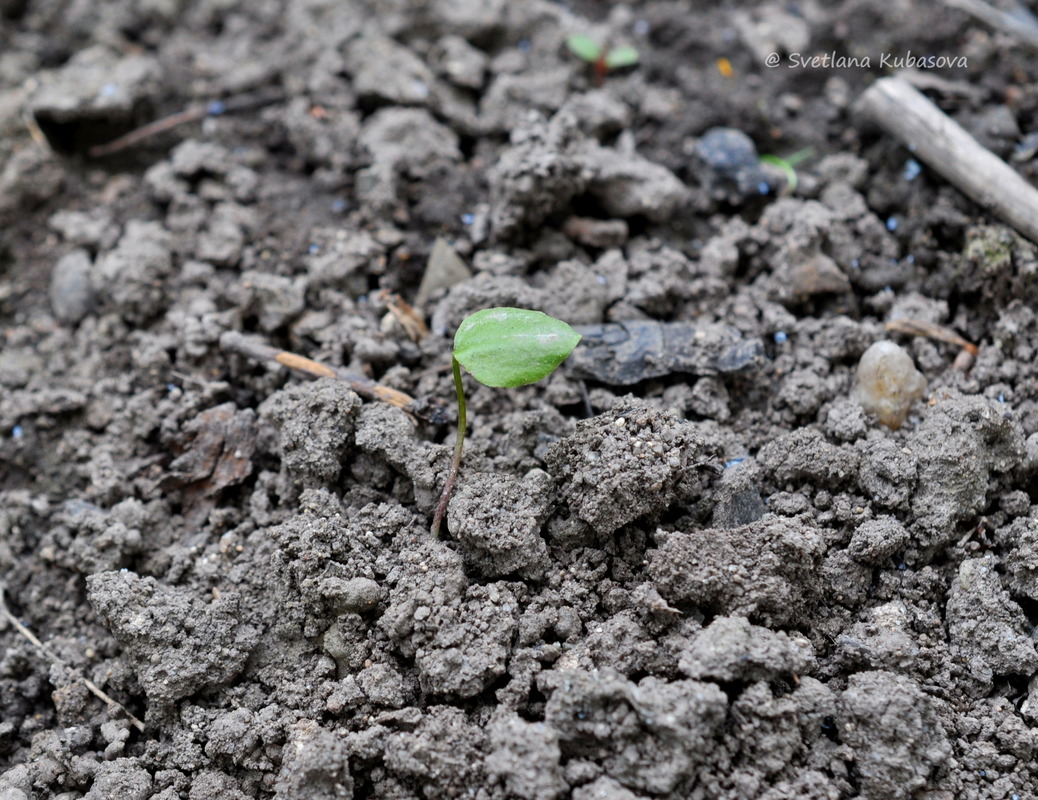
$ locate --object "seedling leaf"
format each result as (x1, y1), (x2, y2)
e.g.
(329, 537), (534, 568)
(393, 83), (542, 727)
(605, 45), (640, 69)
(454, 308), (581, 388)
(760, 148), (813, 194)
(432, 307), (580, 536)
(759, 154), (799, 192)
(566, 34), (602, 63)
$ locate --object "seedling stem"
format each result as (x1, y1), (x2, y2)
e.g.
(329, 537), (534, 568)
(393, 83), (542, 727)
(431, 356), (467, 536)
(566, 34), (639, 87)
(430, 308), (580, 537)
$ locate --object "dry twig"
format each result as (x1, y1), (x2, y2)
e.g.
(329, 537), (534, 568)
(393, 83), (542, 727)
(938, 0), (1038, 49)
(0, 587), (145, 732)
(87, 89), (284, 157)
(219, 331), (443, 424)
(378, 290), (430, 342)
(858, 77), (1038, 246)
(885, 318), (979, 355)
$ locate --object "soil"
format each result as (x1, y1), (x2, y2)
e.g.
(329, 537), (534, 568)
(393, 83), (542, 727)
(3, 2), (1038, 799)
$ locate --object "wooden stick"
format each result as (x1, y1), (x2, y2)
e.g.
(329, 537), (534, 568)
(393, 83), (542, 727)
(0, 588), (145, 732)
(857, 76), (1038, 245)
(219, 331), (443, 423)
(87, 89), (284, 158)
(938, 0), (1038, 49)
(885, 318), (978, 355)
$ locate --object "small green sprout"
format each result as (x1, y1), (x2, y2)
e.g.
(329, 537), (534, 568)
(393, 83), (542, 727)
(759, 147), (814, 194)
(566, 34), (640, 85)
(431, 308), (581, 536)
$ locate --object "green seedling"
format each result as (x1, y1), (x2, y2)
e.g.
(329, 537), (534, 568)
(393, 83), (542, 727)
(566, 33), (640, 85)
(431, 307), (581, 536)
(759, 146), (814, 193)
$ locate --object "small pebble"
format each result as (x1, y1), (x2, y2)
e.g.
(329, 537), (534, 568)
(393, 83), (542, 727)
(49, 249), (95, 324)
(850, 340), (926, 429)
(696, 127), (759, 174)
(886, 216), (898, 232)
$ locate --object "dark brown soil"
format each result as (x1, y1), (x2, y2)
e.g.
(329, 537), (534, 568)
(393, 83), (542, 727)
(3, 2), (1038, 799)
